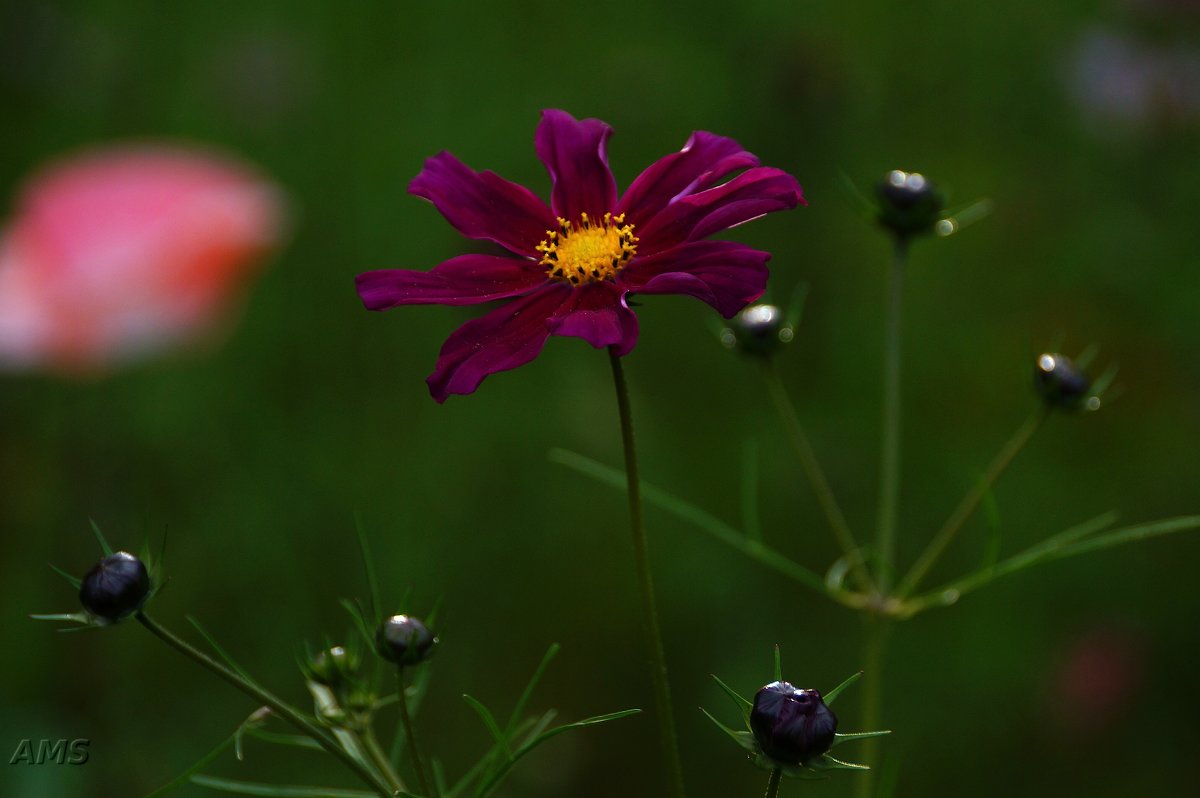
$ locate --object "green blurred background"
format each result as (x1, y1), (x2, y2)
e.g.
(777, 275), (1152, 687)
(3, 0), (1199, 796)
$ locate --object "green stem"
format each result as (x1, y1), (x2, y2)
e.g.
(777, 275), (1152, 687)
(854, 619), (890, 798)
(764, 767), (782, 798)
(136, 613), (396, 797)
(875, 239), (908, 592)
(762, 359), (873, 592)
(397, 669), (433, 797)
(362, 725), (406, 795)
(608, 348), (687, 798)
(895, 407), (1047, 599)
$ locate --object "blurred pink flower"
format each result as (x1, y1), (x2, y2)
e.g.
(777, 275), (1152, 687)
(0, 146), (283, 372)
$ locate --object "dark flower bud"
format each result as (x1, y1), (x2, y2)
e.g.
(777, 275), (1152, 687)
(750, 681), (838, 765)
(79, 551), (150, 622)
(722, 304), (794, 356)
(307, 645), (359, 686)
(1034, 352), (1093, 410)
(876, 170), (944, 238)
(375, 614), (437, 666)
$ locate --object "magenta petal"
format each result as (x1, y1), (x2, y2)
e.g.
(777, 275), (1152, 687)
(546, 281), (639, 356)
(635, 167), (805, 253)
(620, 241), (770, 318)
(409, 152), (555, 258)
(356, 255), (547, 309)
(534, 109), (618, 222)
(426, 283), (570, 402)
(616, 131), (759, 227)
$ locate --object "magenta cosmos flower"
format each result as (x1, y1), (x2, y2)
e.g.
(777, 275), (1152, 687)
(356, 109), (804, 402)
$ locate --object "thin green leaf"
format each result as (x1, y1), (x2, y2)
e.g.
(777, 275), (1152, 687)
(831, 730), (891, 748)
(233, 708), (271, 760)
(475, 710), (640, 798)
(740, 439), (762, 543)
(189, 775), (386, 797)
(432, 759), (449, 797)
(935, 199), (992, 237)
(835, 169), (878, 220)
(520, 709), (558, 746)
(353, 514), (381, 624)
(815, 754), (869, 771)
(144, 733), (238, 798)
(462, 694), (508, 750)
(549, 449), (832, 598)
(29, 612), (91, 625)
(339, 598), (374, 646)
(90, 519), (114, 556)
(785, 281), (810, 328)
(48, 563), (82, 589)
(504, 643), (560, 738)
(1041, 515), (1200, 561)
(245, 729), (323, 753)
(911, 512), (1198, 613)
(710, 673), (752, 717)
(773, 645), (782, 681)
(980, 483), (1002, 570)
(823, 671), (862, 706)
(188, 615), (257, 685)
(700, 708), (758, 754)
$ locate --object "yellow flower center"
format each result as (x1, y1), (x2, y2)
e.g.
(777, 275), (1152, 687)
(537, 212), (638, 285)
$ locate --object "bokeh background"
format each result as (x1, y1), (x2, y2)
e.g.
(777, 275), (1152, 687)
(3, 1), (1199, 796)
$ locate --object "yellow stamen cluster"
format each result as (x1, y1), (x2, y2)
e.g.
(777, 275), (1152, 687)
(537, 212), (638, 285)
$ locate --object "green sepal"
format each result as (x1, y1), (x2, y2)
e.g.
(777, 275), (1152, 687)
(48, 563), (82, 589)
(709, 673), (752, 723)
(812, 753), (870, 771)
(832, 730), (892, 747)
(700, 708), (757, 754)
(823, 670), (863, 705)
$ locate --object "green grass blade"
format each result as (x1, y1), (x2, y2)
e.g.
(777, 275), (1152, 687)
(1039, 515), (1200, 562)
(475, 710), (639, 798)
(90, 519), (114, 556)
(189, 775), (385, 797)
(462, 694), (509, 750)
(823, 671), (863, 706)
(187, 615), (257, 685)
(504, 643), (559, 738)
(773, 644), (782, 681)
(550, 449), (830, 596)
(352, 514), (381, 623)
(741, 439), (762, 543)
(144, 733), (237, 797)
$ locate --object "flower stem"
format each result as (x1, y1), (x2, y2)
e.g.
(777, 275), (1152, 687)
(764, 767), (783, 798)
(895, 407), (1048, 599)
(875, 238), (908, 592)
(608, 348), (686, 798)
(135, 613), (396, 797)
(362, 725), (406, 795)
(854, 618), (890, 798)
(397, 668), (433, 797)
(762, 359), (873, 592)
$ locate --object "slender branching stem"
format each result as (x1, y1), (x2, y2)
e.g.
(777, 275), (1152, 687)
(762, 359), (873, 592)
(608, 348), (687, 798)
(764, 767), (783, 798)
(854, 618), (890, 798)
(875, 238), (908, 592)
(895, 407), (1048, 599)
(135, 613), (397, 797)
(397, 668), (432, 797)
